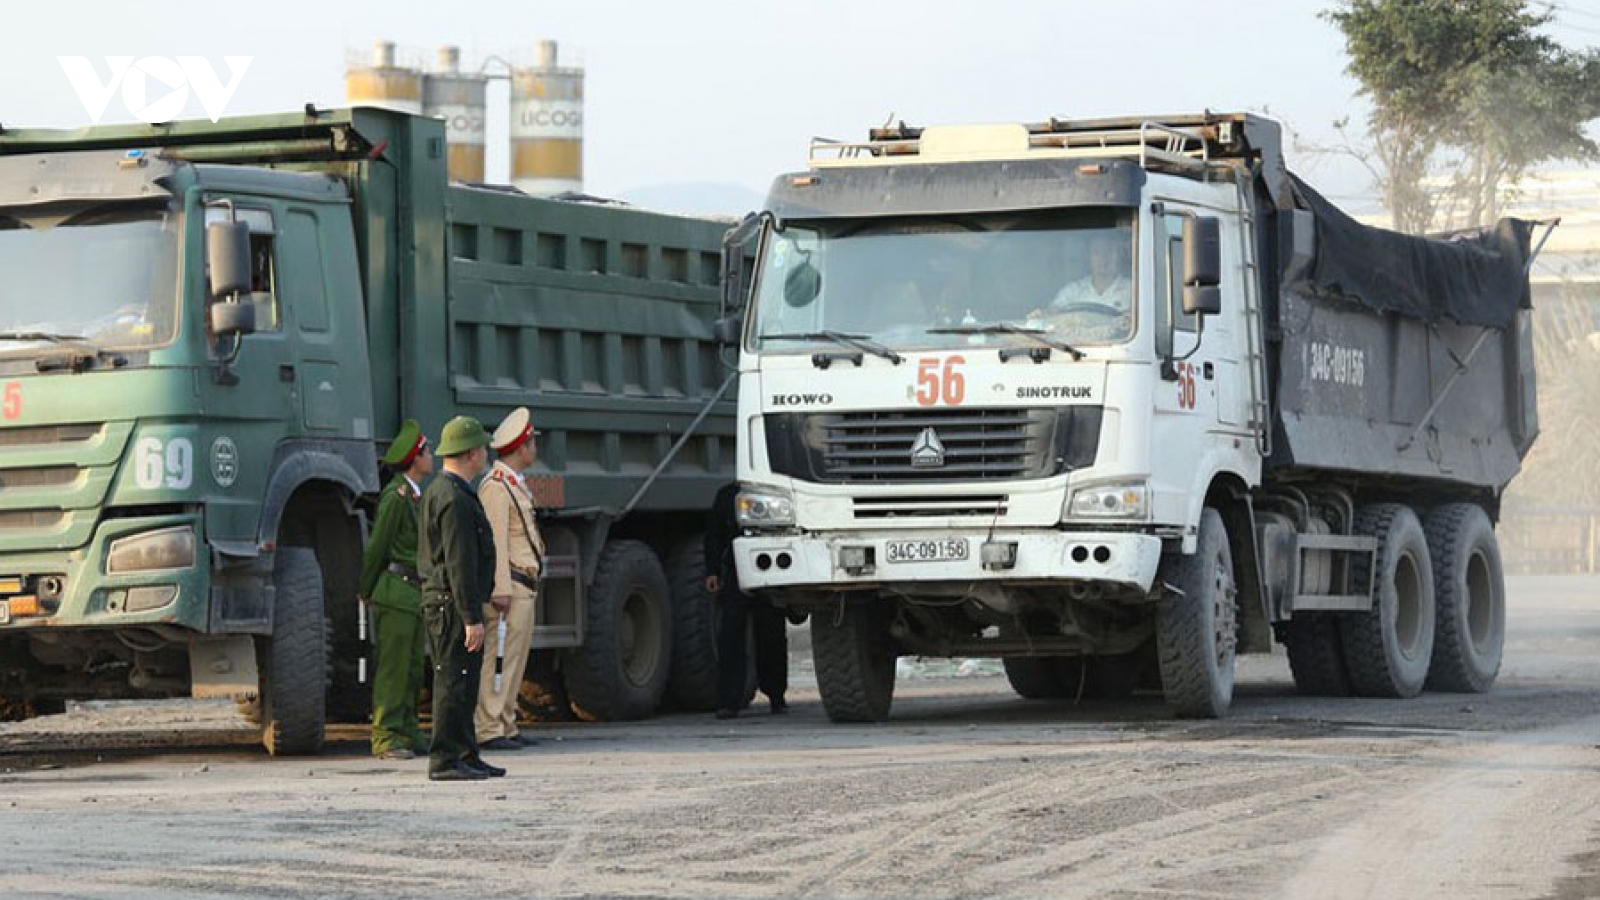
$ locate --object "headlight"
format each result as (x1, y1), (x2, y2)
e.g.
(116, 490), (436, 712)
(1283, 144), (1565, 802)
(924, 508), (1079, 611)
(107, 526), (196, 574)
(737, 488), (795, 527)
(1068, 482), (1149, 520)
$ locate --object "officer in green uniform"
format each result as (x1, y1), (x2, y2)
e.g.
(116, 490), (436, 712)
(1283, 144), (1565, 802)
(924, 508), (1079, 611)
(418, 415), (506, 782)
(358, 419), (433, 760)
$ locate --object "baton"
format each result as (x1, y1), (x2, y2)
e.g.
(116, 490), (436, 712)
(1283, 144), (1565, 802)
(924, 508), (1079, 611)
(357, 600), (369, 684)
(493, 616), (507, 693)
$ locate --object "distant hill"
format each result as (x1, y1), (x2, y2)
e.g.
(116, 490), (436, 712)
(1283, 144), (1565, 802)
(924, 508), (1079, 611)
(618, 182), (765, 219)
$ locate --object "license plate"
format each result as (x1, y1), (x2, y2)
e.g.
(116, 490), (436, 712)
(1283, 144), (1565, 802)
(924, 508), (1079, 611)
(885, 539), (968, 563)
(0, 601), (9, 625)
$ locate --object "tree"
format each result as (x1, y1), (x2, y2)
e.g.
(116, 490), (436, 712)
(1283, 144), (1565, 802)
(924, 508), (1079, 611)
(1325, 0), (1600, 232)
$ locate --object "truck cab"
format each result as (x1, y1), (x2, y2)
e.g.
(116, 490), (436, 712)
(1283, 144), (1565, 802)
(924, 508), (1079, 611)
(725, 118), (1268, 719)
(0, 142), (377, 729)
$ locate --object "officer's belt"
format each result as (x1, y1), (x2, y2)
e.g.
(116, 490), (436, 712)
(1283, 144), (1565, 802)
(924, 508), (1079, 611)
(386, 562), (422, 587)
(510, 568), (539, 592)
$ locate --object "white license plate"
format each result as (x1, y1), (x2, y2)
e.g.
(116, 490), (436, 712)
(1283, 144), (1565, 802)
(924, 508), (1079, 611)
(0, 601), (9, 625)
(885, 539), (969, 563)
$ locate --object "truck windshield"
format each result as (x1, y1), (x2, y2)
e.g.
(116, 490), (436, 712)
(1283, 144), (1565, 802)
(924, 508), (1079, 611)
(0, 200), (180, 358)
(751, 211), (1135, 353)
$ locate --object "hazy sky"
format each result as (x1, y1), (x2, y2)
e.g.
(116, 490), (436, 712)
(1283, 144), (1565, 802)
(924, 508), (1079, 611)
(6, 0), (1599, 212)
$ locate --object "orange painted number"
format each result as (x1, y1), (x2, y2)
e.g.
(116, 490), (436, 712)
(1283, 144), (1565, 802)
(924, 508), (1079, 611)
(1177, 363), (1197, 410)
(1, 382), (19, 421)
(915, 357), (966, 407)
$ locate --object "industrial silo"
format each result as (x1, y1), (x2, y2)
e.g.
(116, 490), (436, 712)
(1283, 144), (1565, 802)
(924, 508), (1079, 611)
(345, 41), (423, 114)
(510, 40), (584, 195)
(423, 46), (488, 183)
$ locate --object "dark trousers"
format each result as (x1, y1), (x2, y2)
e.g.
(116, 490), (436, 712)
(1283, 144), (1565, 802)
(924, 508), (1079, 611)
(716, 578), (788, 710)
(424, 600), (482, 772)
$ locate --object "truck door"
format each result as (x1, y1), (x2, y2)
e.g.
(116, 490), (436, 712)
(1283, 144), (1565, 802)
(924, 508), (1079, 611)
(1152, 204), (1251, 435)
(276, 206), (371, 439)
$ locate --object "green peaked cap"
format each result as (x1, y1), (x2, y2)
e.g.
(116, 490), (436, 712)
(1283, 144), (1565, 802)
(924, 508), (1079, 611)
(436, 415), (491, 457)
(382, 419), (426, 466)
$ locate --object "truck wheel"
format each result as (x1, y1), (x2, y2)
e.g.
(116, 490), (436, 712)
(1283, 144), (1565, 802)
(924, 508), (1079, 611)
(1155, 507), (1238, 718)
(1341, 504), (1436, 698)
(663, 536), (719, 711)
(812, 602), (896, 722)
(260, 547), (327, 755)
(1280, 614), (1352, 696)
(1424, 504), (1505, 693)
(1004, 657), (1066, 699)
(563, 540), (673, 721)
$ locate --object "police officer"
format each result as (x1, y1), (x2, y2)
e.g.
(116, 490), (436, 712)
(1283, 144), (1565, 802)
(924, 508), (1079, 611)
(476, 407), (546, 751)
(359, 420), (432, 760)
(418, 416), (505, 782)
(705, 482), (789, 718)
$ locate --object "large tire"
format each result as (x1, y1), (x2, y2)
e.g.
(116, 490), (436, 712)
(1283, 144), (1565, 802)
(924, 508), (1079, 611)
(1155, 507), (1238, 718)
(1424, 503), (1505, 693)
(1280, 614), (1352, 696)
(1004, 656), (1066, 699)
(1341, 504), (1436, 698)
(260, 547), (327, 755)
(563, 540), (673, 721)
(663, 536), (720, 711)
(812, 601), (896, 722)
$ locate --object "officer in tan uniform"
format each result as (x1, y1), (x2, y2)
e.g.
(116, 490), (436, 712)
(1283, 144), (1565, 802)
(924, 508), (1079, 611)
(475, 407), (545, 750)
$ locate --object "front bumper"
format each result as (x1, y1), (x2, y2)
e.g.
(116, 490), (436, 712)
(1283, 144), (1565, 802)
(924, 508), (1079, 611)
(0, 513), (208, 633)
(734, 528), (1164, 593)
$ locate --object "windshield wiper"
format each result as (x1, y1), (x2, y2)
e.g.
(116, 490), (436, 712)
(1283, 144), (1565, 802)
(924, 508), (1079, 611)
(927, 322), (1083, 362)
(759, 331), (904, 366)
(0, 331), (88, 345)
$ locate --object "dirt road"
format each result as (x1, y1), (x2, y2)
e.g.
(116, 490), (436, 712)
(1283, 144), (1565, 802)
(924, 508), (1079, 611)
(2, 575), (1598, 899)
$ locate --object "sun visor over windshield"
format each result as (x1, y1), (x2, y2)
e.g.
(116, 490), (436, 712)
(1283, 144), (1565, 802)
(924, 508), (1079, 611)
(766, 158), (1145, 221)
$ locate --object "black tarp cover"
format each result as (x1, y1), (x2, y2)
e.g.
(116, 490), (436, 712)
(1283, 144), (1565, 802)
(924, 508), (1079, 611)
(1290, 175), (1535, 329)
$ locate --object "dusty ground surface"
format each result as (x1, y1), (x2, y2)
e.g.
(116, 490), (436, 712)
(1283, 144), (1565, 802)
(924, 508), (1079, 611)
(1, 575), (1598, 900)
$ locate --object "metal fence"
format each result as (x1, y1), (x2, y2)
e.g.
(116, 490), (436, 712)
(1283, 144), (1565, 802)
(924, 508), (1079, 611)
(1499, 508), (1600, 574)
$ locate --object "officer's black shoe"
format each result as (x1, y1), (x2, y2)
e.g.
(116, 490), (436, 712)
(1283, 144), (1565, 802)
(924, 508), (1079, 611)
(714, 707), (738, 720)
(428, 763), (488, 782)
(769, 697), (789, 715)
(515, 733), (540, 747)
(480, 736), (522, 751)
(465, 757), (506, 778)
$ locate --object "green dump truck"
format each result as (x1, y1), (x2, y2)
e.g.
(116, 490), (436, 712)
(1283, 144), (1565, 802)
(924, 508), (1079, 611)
(0, 107), (736, 752)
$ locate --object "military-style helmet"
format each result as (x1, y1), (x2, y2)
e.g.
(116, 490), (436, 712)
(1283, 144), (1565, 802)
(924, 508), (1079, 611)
(435, 415), (491, 457)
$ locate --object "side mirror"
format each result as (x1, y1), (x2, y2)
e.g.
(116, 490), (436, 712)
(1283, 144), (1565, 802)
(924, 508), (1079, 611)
(713, 315), (743, 347)
(783, 260), (821, 308)
(1182, 284), (1222, 317)
(211, 300), (257, 337)
(1182, 216), (1221, 284)
(206, 221), (251, 298)
(721, 212), (766, 316)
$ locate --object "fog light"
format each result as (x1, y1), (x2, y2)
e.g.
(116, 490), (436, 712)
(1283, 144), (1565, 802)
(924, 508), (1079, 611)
(1071, 546), (1089, 563)
(756, 553), (773, 571)
(776, 552), (793, 570)
(1093, 545), (1112, 564)
(126, 585), (177, 613)
(980, 541), (1018, 571)
(838, 546), (874, 575)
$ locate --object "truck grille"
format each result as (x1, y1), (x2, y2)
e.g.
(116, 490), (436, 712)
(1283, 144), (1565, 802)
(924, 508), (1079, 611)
(853, 494), (1008, 519)
(765, 406), (1101, 485)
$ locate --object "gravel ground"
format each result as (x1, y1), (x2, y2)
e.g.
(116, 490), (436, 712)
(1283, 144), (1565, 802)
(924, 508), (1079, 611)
(1, 575), (1598, 899)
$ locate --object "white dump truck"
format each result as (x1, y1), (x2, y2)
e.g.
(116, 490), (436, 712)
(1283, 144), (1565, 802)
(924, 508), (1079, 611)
(716, 112), (1551, 720)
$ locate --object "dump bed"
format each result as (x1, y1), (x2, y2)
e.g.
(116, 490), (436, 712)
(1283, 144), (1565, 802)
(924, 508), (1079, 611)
(1265, 179), (1540, 493)
(425, 185), (734, 513)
